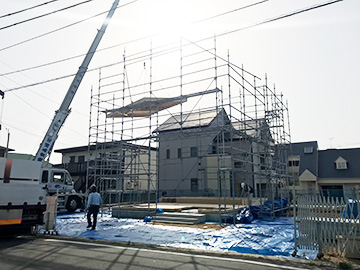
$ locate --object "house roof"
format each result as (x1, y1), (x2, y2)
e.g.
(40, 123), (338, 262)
(156, 108), (271, 140)
(289, 141), (360, 179)
(290, 141), (318, 176)
(232, 119), (268, 137)
(156, 108), (227, 132)
(54, 145), (89, 154)
(318, 148), (360, 178)
(55, 142), (156, 154)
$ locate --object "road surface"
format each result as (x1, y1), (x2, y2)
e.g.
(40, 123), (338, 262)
(0, 236), (334, 270)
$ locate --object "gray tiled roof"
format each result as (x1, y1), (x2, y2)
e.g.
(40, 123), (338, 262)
(55, 141), (156, 153)
(232, 119), (268, 137)
(290, 141), (318, 176)
(157, 108), (226, 132)
(318, 148), (360, 178)
(290, 141), (360, 179)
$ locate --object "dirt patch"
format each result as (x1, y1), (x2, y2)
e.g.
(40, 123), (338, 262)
(148, 222), (228, 230)
(323, 252), (360, 269)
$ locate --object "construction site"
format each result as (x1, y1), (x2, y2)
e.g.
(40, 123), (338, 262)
(2, 1), (359, 266)
(85, 37), (292, 224)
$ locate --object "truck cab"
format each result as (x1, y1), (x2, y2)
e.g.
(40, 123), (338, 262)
(41, 167), (85, 212)
(41, 168), (74, 195)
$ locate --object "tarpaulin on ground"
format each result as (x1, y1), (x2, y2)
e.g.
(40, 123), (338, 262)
(53, 212), (310, 259)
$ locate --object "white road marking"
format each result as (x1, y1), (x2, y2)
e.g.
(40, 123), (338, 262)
(45, 239), (308, 270)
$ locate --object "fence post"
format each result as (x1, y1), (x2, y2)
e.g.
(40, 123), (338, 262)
(316, 220), (324, 258)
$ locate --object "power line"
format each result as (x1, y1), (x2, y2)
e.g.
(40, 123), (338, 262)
(0, 11), (105, 53)
(0, 0), (60, 19)
(0, 58), (90, 116)
(4, 92), (89, 139)
(2, 0), (343, 93)
(4, 73), (76, 92)
(181, 0), (343, 75)
(0, 0), (139, 53)
(216, 0), (344, 39)
(0, 0), (96, 31)
(12, 92), (51, 119)
(0, 0), (262, 75)
(0, 71), (59, 117)
(0, 53), (85, 76)
(193, 0), (269, 25)
(1, 121), (42, 138)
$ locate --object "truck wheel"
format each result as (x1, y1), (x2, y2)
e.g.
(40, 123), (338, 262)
(66, 197), (80, 212)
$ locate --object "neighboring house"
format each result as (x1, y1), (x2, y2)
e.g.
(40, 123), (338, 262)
(54, 145), (90, 191)
(156, 108), (282, 197)
(288, 141), (360, 198)
(288, 141), (319, 188)
(54, 142), (157, 194)
(319, 148), (360, 198)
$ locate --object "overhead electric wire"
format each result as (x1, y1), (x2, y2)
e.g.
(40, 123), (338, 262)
(2, 121), (42, 138)
(181, 0), (343, 76)
(0, 0), (265, 75)
(0, 53), (86, 76)
(193, 0), (269, 25)
(3, 0), (342, 93)
(216, 0), (343, 39)
(0, 59), (90, 117)
(0, 0), (139, 53)
(0, 11), (104, 53)
(0, 0), (138, 53)
(4, 73), (76, 92)
(1, 72), (66, 115)
(4, 84), (89, 138)
(0, 0), (60, 19)
(0, 0), (96, 31)
(0, 0), (336, 77)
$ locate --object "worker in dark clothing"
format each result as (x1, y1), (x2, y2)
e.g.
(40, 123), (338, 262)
(86, 185), (102, 230)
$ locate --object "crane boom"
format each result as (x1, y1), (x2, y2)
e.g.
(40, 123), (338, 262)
(35, 0), (120, 162)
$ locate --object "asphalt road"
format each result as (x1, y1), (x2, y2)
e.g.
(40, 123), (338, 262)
(0, 236), (334, 270)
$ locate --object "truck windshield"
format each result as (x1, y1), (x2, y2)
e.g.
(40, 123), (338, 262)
(65, 173), (73, 185)
(53, 172), (64, 183)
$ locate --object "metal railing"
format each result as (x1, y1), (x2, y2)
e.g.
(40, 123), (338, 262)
(294, 190), (360, 257)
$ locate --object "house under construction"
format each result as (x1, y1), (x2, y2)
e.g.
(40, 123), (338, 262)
(87, 37), (292, 219)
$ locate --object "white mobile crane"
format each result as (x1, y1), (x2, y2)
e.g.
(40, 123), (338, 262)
(0, 0), (120, 234)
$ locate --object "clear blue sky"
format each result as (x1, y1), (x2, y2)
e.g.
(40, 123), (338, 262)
(0, 0), (359, 163)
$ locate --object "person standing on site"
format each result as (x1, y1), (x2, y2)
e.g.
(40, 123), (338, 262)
(87, 185), (102, 230)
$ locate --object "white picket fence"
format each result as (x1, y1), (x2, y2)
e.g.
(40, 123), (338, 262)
(295, 194), (359, 258)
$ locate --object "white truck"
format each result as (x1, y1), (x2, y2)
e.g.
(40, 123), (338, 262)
(0, 0), (119, 234)
(0, 158), (85, 234)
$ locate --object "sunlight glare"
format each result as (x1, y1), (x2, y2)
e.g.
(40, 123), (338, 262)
(139, 1), (197, 37)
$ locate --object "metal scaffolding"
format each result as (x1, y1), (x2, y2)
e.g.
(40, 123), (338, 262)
(86, 37), (292, 220)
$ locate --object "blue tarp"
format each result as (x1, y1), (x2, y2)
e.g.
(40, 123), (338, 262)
(52, 212), (304, 258)
(343, 200), (359, 219)
(223, 198), (289, 225)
